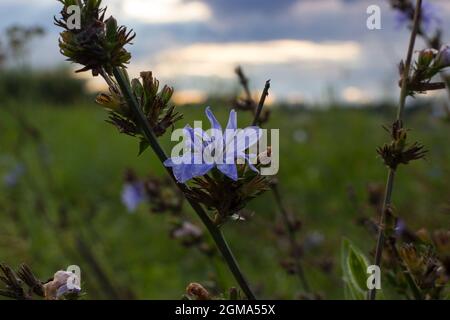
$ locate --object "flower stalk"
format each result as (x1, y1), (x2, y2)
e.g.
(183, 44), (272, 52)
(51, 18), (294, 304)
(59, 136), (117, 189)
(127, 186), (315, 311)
(252, 80), (271, 126)
(235, 66), (311, 293)
(112, 67), (256, 300)
(368, 0), (422, 300)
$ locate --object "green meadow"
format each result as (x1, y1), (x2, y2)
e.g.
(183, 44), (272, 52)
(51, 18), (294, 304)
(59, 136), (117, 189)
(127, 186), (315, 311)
(1, 101), (448, 299)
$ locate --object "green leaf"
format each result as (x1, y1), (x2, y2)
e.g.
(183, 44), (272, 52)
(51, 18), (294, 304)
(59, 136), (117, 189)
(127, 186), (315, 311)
(341, 238), (370, 300)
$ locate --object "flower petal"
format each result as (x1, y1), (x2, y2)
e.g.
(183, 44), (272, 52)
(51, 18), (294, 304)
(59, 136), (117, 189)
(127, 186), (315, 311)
(121, 183), (144, 213)
(205, 106), (222, 131)
(217, 163), (238, 181)
(226, 109), (237, 131)
(236, 126), (262, 152)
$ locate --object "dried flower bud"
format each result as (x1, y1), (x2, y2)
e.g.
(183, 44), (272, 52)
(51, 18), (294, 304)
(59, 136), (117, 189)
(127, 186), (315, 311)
(96, 89), (126, 115)
(55, 1), (135, 75)
(0, 264), (28, 300)
(100, 69), (182, 139)
(229, 287), (240, 300)
(186, 283), (211, 300)
(160, 85), (174, 105)
(377, 121), (427, 170)
(399, 244), (423, 274)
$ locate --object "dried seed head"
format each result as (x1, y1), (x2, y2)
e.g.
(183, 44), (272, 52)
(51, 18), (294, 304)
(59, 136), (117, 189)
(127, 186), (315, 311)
(100, 69), (182, 139)
(377, 121), (427, 170)
(55, 0), (135, 75)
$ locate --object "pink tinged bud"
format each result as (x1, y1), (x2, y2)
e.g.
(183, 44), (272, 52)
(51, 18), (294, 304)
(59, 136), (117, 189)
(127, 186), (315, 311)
(418, 48), (437, 66)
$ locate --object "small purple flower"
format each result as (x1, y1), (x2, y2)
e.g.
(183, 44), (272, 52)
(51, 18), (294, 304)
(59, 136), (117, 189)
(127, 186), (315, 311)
(436, 45), (450, 68)
(172, 221), (203, 239)
(164, 107), (262, 183)
(121, 182), (145, 213)
(394, 0), (441, 31)
(394, 10), (410, 29)
(395, 219), (407, 237)
(3, 164), (25, 188)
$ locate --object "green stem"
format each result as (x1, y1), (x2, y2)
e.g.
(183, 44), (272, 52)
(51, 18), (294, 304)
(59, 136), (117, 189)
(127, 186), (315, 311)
(368, 169), (395, 300)
(368, 0), (422, 301)
(397, 0), (421, 121)
(112, 67), (256, 300)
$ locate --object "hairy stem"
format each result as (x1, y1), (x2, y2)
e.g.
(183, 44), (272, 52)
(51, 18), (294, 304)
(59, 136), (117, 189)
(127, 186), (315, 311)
(112, 67), (256, 300)
(368, 0), (422, 301)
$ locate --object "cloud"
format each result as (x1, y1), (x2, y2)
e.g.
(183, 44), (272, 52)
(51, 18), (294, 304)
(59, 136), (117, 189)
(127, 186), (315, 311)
(152, 39), (361, 78)
(2, 0), (450, 103)
(121, 0), (211, 24)
(341, 86), (371, 104)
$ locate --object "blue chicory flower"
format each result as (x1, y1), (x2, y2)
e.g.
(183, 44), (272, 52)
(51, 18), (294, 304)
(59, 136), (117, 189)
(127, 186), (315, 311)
(121, 182), (145, 212)
(164, 107), (262, 183)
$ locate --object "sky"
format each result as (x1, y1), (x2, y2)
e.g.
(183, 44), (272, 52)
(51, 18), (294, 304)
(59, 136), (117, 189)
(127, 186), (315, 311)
(1, 0), (449, 104)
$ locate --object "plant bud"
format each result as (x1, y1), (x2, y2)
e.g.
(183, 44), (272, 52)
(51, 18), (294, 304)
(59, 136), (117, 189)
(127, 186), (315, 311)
(105, 16), (118, 42)
(186, 283), (211, 300)
(418, 48), (437, 66)
(160, 85), (174, 105)
(96, 93), (121, 112)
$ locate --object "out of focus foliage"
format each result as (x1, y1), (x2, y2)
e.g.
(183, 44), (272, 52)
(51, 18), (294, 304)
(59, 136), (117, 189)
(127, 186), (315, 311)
(0, 68), (89, 104)
(0, 25), (90, 105)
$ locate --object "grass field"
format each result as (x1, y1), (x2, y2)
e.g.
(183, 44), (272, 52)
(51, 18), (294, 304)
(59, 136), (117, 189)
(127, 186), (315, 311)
(1, 101), (449, 299)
